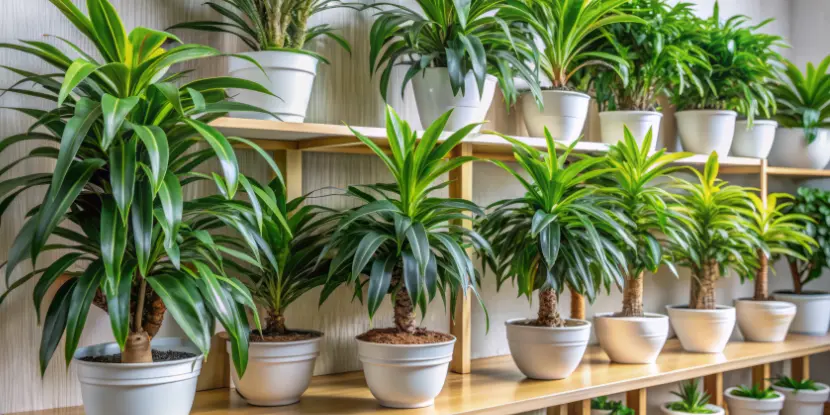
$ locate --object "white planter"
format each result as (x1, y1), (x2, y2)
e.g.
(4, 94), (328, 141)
(731, 120), (778, 158)
(675, 110), (737, 155)
(411, 68), (496, 132)
(591, 410), (614, 415)
(772, 383), (830, 415)
(228, 331), (322, 406)
(356, 334), (455, 408)
(505, 318), (591, 380)
(661, 403), (725, 415)
(228, 50), (318, 122)
(735, 299), (796, 342)
(666, 305), (735, 353)
(768, 128), (830, 169)
(725, 387), (785, 415)
(521, 90), (591, 143)
(599, 111), (663, 150)
(773, 291), (830, 335)
(73, 338), (202, 415)
(594, 312), (669, 364)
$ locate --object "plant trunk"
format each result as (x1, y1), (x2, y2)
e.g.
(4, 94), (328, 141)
(621, 272), (644, 317)
(754, 249), (769, 301)
(537, 288), (563, 327)
(570, 287), (585, 320)
(122, 331), (152, 363)
(789, 260), (804, 295)
(266, 310), (287, 335)
(690, 260), (718, 310)
(394, 287), (416, 334)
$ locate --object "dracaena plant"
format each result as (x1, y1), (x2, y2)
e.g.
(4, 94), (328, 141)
(786, 187), (830, 294)
(0, 0), (281, 376)
(367, 0), (542, 107)
(476, 131), (632, 327)
(771, 56), (830, 143)
(321, 106), (489, 334)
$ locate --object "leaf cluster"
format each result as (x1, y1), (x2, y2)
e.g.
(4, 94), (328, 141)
(786, 187), (830, 288)
(772, 376), (825, 392)
(591, 396), (635, 415)
(730, 385), (779, 400)
(667, 379), (716, 414)
(771, 56), (830, 143)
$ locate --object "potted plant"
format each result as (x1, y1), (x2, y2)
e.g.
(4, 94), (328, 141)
(669, 5), (778, 155)
(775, 187), (830, 335)
(768, 56), (830, 169)
(771, 376), (830, 415)
(476, 130), (632, 379)
(321, 107), (488, 408)
(736, 193), (815, 342)
(367, 0), (541, 131)
(662, 380), (725, 415)
(594, 128), (690, 364)
(725, 384), (785, 415)
(666, 153), (758, 353)
(593, 0), (708, 149)
(591, 396), (635, 415)
(0, 0), (277, 414)
(502, 0), (643, 142)
(170, 0), (355, 122)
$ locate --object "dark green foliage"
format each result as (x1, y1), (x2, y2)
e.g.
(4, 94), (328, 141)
(772, 376), (825, 392)
(667, 379), (717, 414)
(730, 384), (780, 400)
(591, 396), (635, 415)
(772, 56), (830, 143)
(787, 187), (830, 290)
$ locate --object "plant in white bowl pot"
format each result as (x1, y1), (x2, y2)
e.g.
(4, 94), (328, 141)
(591, 396), (635, 415)
(476, 131), (632, 379)
(170, 0), (356, 122)
(367, 0), (541, 131)
(662, 380), (725, 415)
(321, 107), (488, 408)
(666, 153), (758, 353)
(768, 56), (830, 169)
(725, 384), (785, 415)
(771, 376), (830, 415)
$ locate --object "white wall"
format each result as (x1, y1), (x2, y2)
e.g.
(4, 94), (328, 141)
(791, 0), (830, 67)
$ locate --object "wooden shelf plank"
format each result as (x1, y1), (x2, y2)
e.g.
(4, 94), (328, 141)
(16, 335), (829, 415)
(767, 166), (830, 178)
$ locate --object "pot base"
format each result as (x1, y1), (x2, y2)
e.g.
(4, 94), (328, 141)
(379, 399), (434, 409)
(666, 305), (735, 353)
(594, 312), (668, 364)
(735, 299), (795, 342)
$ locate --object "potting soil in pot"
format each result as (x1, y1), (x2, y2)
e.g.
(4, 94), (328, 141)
(250, 331), (321, 342)
(78, 349), (196, 363)
(358, 328), (454, 344)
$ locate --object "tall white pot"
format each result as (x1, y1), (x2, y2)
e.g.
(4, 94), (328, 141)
(505, 318), (591, 379)
(73, 338), (203, 415)
(773, 291), (830, 335)
(228, 50), (318, 122)
(735, 299), (796, 342)
(666, 305), (735, 353)
(724, 387), (785, 415)
(731, 120), (778, 158)
(356, 335), (455, 408)
(675, 110), (737, 155)
(411, 68), (496, 132)
(599, 111), (663, 150)
(768, 128), (830, 169)
(228, 331), (322, 406)
(521, 90), (591, 143)
(594, 312), (669, 364)
(772, 383), (830, 415)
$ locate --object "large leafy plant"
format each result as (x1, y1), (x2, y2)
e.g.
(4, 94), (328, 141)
(786, 187), (830, 294)
(0, 0), (278, 376)
(666, 380), (716, 414)
(771, 56), (830, 143)
(476, 131), (632, 327)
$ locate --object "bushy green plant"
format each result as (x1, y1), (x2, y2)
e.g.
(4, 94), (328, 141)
(772, 56), (830, 143)
(773, 376), (825, 392)
(730, 385), (780, 400)
(666, 380), (716, 414)
(592, 396), (635, 415)
(786, 187), (830, 293)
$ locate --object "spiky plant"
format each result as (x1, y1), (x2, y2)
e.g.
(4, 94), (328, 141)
(730, 385), (780, 400)
(771, 56), (830, 143)
(772, 376), (825, 392)
(666, 380), (717, 414)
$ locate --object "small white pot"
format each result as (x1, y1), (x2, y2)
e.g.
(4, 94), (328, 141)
(594, 312), (669, 364)
(768, 128), (830, 169)
(228, 50), (318, 122)
(725, 387), (785, 415)
(411, 68), (496, 132)
(521, 90), (591, 143)
(505, 318), (591, 380)
(228, 331), (322, 406)
(735, 299), (796, 342)
(731, 120), (778, 158)
(661, 403), (725, 415)
(73, 338), (203, 415)
(773, 291), (830, 335)
(772, 383), (830, 415)
(356, 334), (455, 408)
(675, 110), (738, 155)
(666, 305), (735, 353)
(591, 409), (614, 415)
(599, 111), (663, 150)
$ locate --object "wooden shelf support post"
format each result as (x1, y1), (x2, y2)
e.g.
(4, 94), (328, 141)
(274, 149), (303, 200)
(791, 356), (810, 381)
(627, 388), (647, 415)
(449, 143), (473, 374)
(704, 373), (724, 408)
(547, 405), (568, 415)
(568, 400), (591, 415)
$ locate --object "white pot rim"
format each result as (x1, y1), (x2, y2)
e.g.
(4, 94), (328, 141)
(725, 387), (785, 403)
(73, 339), (203, 369)
(736, 119), (778, 126)
(676, 109), (738, 116)
(599, 110), (663, 116)
(354, 333), (456, 348)
(666, 304), (734, 312)
(237, 49), (322, 61)
(246, 329), (324, 347)
(773, 290), (830, 299)
(594, 312), (668, 321)
(734, 298), (796, 306)
(505, 318), (591, 331)
(413, 66), (498, 82)
(532, 89), (591, 99)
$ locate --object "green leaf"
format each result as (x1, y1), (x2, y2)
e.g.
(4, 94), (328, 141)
(183, 119), (239, 197)
(131, 179), (153, 277)
(101, 94), (138, 150)
(49, 98), (102, 202)
(402, 250), (423, 309)
(100, 197), (127, 298)
(146, 274), (213, 356)
(88, 0), (128, 62)
(6, 218), (37, 284)
(33, 252), (85, 322)
(367, 255), (395, 320)
(130, 124), (169, 193)
(39, 278), (77, 376)
(405, 223), (430, 275)
(64, 260), (105, 366)
(157, 172), (183, 247)
(153, 82), (184, 115)
(539, 222), (561, 270)
(57, 59), (96, 106)
(352, 232), (389, 279)
(110, 138), (137, 221)
(106, 261), (134, 350)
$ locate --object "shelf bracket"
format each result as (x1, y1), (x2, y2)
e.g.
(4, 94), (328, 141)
(627, 388), (647, 415)
(274, 149), (303, 201)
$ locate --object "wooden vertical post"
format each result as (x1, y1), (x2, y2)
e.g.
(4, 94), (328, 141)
(627, 388), (647, 415)
(568, 400), (591, 415)
(792, 356), (810, 381)
(547, 405), (568, 415)
(449, 143), (473, 374)
(752, 364), (771, 388)
(751, 160), (772, 389)
(274, 149), (303, 200)
(196, 332), (231, 391)
(704, 373), (724, 408)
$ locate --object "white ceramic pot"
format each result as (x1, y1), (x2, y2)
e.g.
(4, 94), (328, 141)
(594, 312), (669, 364)
(725, 387), (785, 415)
(768, 128), (830, 169)
(675, 110), (737, 155)
(591, 410), (614, 415)
(505, 318), (591, 380)
(666, 305), (735, 353)
(521, 90), (591, 143)
(410, 68), (496, 132)
(731, 120), (778, 158)
(228, 331), (322, 406)
(735, 299), (796, 342)
(772, 291), (830, 335)
(599, 111), (663, 150)
(661, 404), (725, 415)
(227, 50), (318, 122)
(772, 383), (830, 415)
(356, 334), (455, 408)
(73, 338), (202, 415)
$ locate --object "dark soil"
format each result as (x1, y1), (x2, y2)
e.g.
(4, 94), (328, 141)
(357, 328), (454, 344)
(79, 349), (196, 363)
(514, 319), (586, 327)
(774, 290), (829, 296)
(250, 330), (321, 342)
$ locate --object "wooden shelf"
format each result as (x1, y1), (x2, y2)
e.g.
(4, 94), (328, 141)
(767, 166), (830, 178)
(17, 335), (830, 415)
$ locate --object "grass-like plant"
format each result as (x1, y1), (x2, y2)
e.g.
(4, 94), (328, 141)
(476, 131), (632, 327)
(786, 187), (830, 294)
(666, 379), (716, 414)
(773, 376), (825, 392)
(730, 385), (780, 400)
(771, 56), (830, 143)
(0, 0), (279, 376)
(591, 396), (635, 415)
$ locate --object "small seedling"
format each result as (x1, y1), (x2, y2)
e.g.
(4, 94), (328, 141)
(666, 379), (717, 414)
